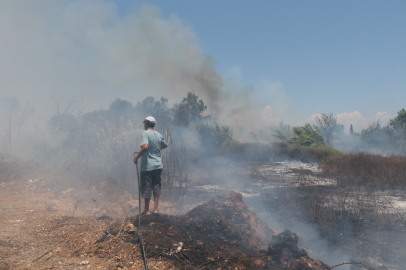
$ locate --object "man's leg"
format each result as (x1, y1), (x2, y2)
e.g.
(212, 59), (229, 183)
(153, 196), (159, 214)
(152, 169), (162, 215)
(140, 171), (152, 216)
(144, 198), (151, 216)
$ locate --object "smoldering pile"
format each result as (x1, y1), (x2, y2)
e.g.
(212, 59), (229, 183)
(101, 191), (329, 269)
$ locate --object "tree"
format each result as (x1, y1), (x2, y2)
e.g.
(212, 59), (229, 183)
(291, 124), (325, 147)
(274, 122), (325, 147)
(210, 123), (234, 146)
(315, 113), (337, 145)
(389, 108), (406, 129)
(109, 98), (134, 122)
(273, 121), (293, 142)
(350, 124), (354, 134)
(135, 96), (171, 125)
(333, 124), (345, 139)
(173, 92), (207, 126)
(48, 113), (78, 134)
(361, 120), (393, 148)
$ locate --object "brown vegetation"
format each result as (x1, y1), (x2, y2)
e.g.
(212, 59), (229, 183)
(320, 152), (406, 190)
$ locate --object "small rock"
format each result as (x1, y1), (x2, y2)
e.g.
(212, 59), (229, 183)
(175, 242), (183, 253)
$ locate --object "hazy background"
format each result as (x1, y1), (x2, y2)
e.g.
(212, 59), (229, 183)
(1, 0), (405, 138)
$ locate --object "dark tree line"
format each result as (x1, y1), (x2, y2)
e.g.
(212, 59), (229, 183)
(48, 92), (208, 134)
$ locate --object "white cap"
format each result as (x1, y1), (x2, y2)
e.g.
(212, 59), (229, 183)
(143, 116), (156, 123)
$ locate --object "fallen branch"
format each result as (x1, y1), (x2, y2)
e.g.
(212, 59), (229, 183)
(115, 211), (129, 239)
(32, 250), (52, 262)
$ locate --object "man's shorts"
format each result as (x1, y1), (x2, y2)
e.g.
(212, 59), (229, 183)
(140, 169), (162, 198)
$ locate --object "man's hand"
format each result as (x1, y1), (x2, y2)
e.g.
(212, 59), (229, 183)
(133, 156), (138, 164)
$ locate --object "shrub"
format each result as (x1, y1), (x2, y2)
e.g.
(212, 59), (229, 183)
(196, 123), (235, 153)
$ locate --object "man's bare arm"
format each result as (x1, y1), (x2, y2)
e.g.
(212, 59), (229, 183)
(133, 144), (148, 164)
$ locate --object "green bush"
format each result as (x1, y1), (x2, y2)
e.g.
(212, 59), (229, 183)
(196, 123), (235, 152)
(273, 123), (325, 147)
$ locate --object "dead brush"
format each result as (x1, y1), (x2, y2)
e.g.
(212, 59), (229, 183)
(320, 152), (406, 190)
(281, 167), (406, 243)
(0, 153), (40, 183)
(161, 128), (189, 205)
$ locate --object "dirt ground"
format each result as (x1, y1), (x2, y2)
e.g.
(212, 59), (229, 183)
(0, 177), (173, 270)
(0, 177), (330, 270)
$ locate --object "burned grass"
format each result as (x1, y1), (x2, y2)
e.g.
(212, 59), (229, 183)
(106, 191), (329, 270)
(262, 169), (406, 270)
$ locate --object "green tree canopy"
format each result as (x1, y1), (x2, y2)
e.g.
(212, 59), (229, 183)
(273, 123), (325, 147)
(135, 96), (171, 125)
(389, 108), (406, 129)
(292, 124), (325, 147)
(173, 92), (207, 126)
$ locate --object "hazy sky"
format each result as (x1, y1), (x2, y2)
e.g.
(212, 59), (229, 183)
(114, 0), (406, 130)
(0, 0), (405, 133)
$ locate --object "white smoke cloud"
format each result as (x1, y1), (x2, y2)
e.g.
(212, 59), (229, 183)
(0, 1), (224, 129)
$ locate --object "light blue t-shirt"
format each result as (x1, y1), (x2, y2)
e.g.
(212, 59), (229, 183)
(140, 130), (168, 172)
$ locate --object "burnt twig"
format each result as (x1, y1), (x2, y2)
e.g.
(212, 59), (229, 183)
(115, 212), (129, 239)
(32, 249), (52, 262)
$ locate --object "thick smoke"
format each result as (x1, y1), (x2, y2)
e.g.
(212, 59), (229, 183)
(0, 1), (277, 140)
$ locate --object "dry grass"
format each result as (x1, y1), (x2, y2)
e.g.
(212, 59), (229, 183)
(320, 153), (406, 190)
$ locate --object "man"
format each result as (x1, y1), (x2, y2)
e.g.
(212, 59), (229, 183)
(133, 116), (168, 217)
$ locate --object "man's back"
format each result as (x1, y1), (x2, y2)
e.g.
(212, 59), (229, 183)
(140, 130), (167, 171)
